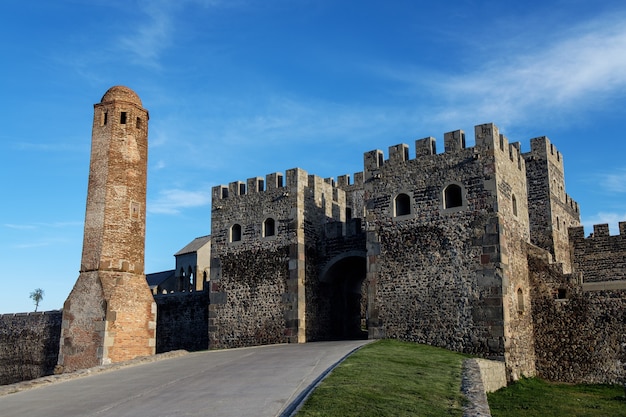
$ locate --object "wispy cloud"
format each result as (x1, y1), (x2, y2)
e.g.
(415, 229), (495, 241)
(148, 188), (212, 214)
(4, 224), (37, 230)
(3, 222), (81, 230)
(582, 211), (626, 234)
(117, 3), (175, 68)
(600, 168), (626, 193)
(380, 12), (626, 128)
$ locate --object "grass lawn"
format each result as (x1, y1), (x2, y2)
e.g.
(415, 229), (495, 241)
(296, 339), (468, 417)
(488, 377), (626, 417)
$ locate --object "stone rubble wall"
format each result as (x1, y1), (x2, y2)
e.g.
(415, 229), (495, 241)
(529, 253), (626, 384)
(570, 223), (626, 283)
(155, 291), (209, 353)
(0, 311), (62, 385)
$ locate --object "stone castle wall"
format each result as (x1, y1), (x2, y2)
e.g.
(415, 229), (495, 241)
(570, 223), (626, 283)
(363, 128), (507, 360)
(523, 137), (580, 273)
(155, 292), (209, 353)
(209, 170), (303, 348)
(529, 252), (626, 383)
(0, 311), (62, 385)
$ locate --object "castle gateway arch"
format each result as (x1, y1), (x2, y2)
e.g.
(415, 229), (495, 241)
(318, 252), (368, 341)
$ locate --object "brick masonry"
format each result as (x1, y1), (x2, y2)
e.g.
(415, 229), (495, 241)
(58, 86), (156, 373)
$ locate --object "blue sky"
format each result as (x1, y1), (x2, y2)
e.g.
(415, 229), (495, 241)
(1, 0), (626, 313)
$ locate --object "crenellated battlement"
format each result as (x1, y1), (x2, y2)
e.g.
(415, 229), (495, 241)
(212, 170), (293, 200)
(524, 136), (564, 170)
(569, 222), (626, 240)
(363, 123), (527, 178)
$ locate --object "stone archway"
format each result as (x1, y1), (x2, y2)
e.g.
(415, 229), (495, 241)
(322, 255), (367, 340)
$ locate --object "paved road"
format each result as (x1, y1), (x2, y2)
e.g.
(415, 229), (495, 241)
(0, 340), (371, 417)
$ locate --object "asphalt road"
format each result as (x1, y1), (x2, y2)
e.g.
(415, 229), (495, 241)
(0, 340), (371, 417)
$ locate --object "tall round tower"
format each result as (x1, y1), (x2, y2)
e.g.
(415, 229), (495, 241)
(58, 86), (156, 372)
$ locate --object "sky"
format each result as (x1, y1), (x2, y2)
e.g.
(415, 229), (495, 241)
(1, 0), (626, 314)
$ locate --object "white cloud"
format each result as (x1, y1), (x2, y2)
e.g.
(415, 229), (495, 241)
(4, 224), (37, 230)
(148, 188), (212, 214)
(582, 211), (626, 234)
(380, 12), (626, 128)
(601, 169), (626, 193)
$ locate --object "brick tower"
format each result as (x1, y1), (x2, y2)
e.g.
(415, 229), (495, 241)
(58, 86), (156, 372)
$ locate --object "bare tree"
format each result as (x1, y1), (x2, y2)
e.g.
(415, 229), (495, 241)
(29, 288), (44, 312)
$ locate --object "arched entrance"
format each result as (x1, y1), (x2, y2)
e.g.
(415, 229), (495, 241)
(321, 255), (367, 340)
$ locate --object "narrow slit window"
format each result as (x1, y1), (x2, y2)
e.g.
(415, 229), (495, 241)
(102, 111), (108, 126)
(136, 117), (141, 129)
(120, 112), (127, 124)
(512, 194), (518, 216)
(517, 288), (525, 313)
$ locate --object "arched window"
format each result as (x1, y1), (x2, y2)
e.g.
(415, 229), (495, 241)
(188, 266), (194, 291)
(512, 194), (518, 216)
(263, 218), (275, 237)
(444, 184), (463, 209)
(517, 288), (525, 313)
(394, 193), (411, 216)
(231, 224), (242, 242)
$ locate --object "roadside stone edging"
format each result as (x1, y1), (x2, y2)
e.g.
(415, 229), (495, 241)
(0, 350), (188, 397)
(461, 358), (507, 417)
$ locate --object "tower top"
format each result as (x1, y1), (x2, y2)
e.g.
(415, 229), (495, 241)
(100, 85), (142, 106)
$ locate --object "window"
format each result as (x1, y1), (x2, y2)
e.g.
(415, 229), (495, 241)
(444, 184), (463, 209)
(512, 194), (518, 216)
(102, 111), (108, 126)
(136, 117), (141, 129)
(517, 288), (525, 313)
(231, 224), (242, 242)
(120, 111), (127, 124)
(346, 207), (352, 220)
(263, 218), (275, 237)
(394, 193), (411, 216)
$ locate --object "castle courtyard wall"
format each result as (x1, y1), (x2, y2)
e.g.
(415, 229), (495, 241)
(0, 311), (62, 385)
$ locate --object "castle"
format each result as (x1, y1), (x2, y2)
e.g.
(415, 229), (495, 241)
(152, 118), (624, 383)
(1, 87), (624, 386)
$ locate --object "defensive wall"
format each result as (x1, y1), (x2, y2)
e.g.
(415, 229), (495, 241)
(0, 311), (61, 385)
(361, 124), (536, 378)
(528, 233), (626, 384)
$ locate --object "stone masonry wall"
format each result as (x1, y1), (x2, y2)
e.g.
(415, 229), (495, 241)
(529, 253), (626, 384)
(523, 137), (580, 273)
(0, 311), (62, 385)
(155, 291), (209, 353)
(488, 127), (536, 380)
(364, 129), (506, 360)
(570, 223), (626, 282)
(209, 169), (305, 348)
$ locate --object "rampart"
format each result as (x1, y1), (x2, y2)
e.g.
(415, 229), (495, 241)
(528, 246), (626, 383)
(154, 291), (209, 353)
(0, 311), (62, 385)
(570, 222), (626, 284)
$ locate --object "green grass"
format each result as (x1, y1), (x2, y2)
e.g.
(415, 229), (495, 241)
(296, 339), (468, 417)
(488, 377), (626, 417)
